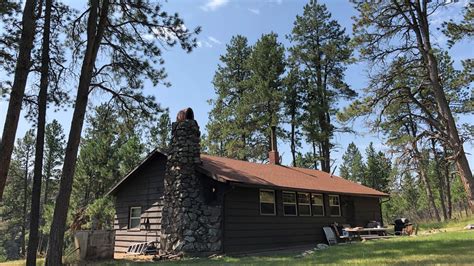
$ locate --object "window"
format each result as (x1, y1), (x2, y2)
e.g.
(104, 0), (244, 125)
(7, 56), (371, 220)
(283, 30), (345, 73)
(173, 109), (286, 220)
(329, 195), (341, 216)
(283, 191), (297, 216)
(311, 193), (325, 216)
(129, 207), (141, 229)
(298, 192), (311, 216)
(260, 189), (276, 215)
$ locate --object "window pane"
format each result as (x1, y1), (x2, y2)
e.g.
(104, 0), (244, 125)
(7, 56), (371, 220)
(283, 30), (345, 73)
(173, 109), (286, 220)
(130, 218), (140, 228)
(260, 190), (275, 203)
(284, 205), (297, 215)
(312, 194), (323, 205)
(131, 207), (141, 218)
(283, 192), (296, 203)
(312, 205), (324, 216)
(298, 193), (310, 204)
(261, 203), (275, 214)
(330, 196), (339, 206)
(299, 205), (311, 216)
(330, 206), (340, 216)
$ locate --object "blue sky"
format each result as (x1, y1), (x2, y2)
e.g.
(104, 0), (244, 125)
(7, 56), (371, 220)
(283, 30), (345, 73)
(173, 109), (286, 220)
(0, 0), (472, 174)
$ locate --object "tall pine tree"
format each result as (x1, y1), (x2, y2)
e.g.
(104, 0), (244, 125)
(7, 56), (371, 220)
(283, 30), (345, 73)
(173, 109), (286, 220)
(288, 0), (354, 172)
(206, 35), (259, 160)
(247, 32), (286, 161)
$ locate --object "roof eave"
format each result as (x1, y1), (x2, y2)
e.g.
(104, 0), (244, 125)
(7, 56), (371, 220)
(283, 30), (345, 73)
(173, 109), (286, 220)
(223, 180), (389, 198)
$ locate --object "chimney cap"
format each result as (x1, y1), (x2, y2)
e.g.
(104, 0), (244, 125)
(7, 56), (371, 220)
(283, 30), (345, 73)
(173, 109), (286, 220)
(176, 107), (194, 122)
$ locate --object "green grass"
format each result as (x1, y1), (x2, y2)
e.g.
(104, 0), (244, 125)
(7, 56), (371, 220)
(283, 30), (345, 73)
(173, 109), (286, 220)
(3, 217), (474, 265)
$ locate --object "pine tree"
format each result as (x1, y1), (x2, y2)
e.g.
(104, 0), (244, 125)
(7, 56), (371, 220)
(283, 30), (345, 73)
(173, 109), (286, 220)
(339, 142), (365, 183)
(38, 120), (65, 255)
(364, 143), (391, 193)
(150, 109), (171, 152)
(46, 2), (200, 262)
(247, 32), (286, 160)
(0, 0), (38, 200)
(283, 61), (304, 166)
(205, 35), (258, 160)
(0, 130), (35, 259)
(443, 3), (474, 46)
(73, 104), (145, 208)
(352, 0), (474, 211)
(288, 0), (354, 172)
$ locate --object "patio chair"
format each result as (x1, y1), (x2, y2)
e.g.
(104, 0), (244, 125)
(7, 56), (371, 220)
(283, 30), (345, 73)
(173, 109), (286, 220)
(331, 223), (353, 243)
(322, 227), (338, 246)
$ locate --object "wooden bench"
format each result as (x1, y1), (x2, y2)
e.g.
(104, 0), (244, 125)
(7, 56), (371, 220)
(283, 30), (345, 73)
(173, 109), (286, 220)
(361, 235), (395, 240)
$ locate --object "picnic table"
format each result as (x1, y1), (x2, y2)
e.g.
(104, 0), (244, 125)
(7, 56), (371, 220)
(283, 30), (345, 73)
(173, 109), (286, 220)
(344, 227), (393, 240)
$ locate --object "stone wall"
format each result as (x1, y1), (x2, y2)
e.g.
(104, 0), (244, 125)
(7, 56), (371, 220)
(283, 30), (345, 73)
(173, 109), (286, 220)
(160, 116), (222, 254)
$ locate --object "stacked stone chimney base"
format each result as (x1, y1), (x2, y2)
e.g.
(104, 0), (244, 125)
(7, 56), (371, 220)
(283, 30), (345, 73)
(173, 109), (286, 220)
(160, 118), (222, 254)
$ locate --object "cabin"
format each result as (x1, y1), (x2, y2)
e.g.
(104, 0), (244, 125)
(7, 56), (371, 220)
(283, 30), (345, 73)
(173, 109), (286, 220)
(107, 108), (388, 255)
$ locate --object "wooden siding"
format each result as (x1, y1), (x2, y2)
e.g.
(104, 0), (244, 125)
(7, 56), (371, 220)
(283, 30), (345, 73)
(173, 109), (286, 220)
(113, 153), (165, 253)
(223, 186), (381, 253)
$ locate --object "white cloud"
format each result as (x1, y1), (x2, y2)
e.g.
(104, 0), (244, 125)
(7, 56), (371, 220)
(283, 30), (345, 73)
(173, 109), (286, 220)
(197, 40), (214, 48)
(208, 36), (222, 45)
(248, 8), (260, 15)
(267, 0), (283, 4)
(201, 0), (229, 11)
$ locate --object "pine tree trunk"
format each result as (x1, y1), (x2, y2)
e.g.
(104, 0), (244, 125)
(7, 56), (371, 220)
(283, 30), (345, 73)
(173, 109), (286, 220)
(39, 158), (51, 255)
(312, 142), (318, 170)
(445, 166), (452, 219)
(413, 1), (474, 212)
(290, 119), (296, 167)
(22, 149), (30, 257)
(0, 0), (37, 200)
(27, 0), (52, 264)
(45, 1), (109, 264)
(430, 138), (448, 221)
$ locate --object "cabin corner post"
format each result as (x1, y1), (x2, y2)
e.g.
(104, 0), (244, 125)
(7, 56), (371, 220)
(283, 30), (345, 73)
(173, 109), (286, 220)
(161, 108), (222, 254)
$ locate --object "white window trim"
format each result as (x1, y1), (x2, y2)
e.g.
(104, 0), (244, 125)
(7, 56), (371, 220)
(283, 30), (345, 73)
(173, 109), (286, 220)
(129, 206), (142, 230)
(328, 195), (341, 217)
(298, 192), (311, 216)
(259, 189), (276, 216)
(311, 193), (325, 217)
(282, 191), (298, 216)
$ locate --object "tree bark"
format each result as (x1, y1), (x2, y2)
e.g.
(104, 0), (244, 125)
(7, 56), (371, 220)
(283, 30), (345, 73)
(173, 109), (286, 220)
(27, 0), (52, 264)
(0, 0), (37, 200)
(45, 1), (109, 264)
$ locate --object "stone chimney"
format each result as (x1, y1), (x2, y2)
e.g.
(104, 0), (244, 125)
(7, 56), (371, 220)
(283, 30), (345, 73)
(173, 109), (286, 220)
(268, 126), (279, 165)
(160, 108), (222, 254)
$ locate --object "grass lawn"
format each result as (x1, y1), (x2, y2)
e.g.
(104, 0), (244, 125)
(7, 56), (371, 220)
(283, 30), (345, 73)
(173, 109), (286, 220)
(3, 218), (473, 265)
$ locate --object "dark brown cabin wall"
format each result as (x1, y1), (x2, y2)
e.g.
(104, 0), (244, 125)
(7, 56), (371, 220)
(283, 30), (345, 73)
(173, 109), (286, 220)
(113, 154), (166, 253)
(351, 196), (381, 226)
(223, 186), (382, 253)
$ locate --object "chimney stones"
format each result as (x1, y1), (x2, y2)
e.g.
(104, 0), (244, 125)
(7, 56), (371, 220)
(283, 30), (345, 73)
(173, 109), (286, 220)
(160, 108), (222, 255)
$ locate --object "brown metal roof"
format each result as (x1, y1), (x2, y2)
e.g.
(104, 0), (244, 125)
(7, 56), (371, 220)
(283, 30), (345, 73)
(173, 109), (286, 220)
(200, 154), (388, 197)
(107, 150), (388, 197)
